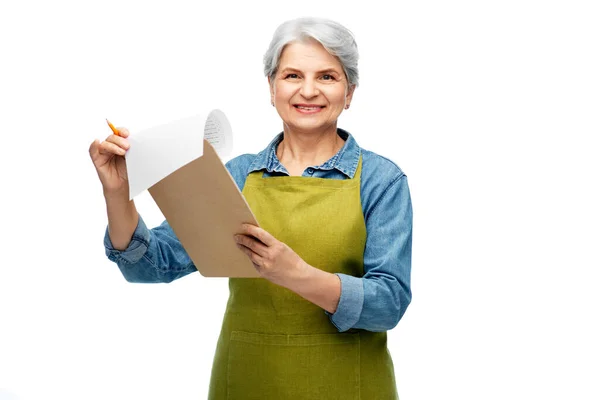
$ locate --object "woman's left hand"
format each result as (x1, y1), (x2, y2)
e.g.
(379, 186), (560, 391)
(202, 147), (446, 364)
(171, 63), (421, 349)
(234, 224), (306, 286)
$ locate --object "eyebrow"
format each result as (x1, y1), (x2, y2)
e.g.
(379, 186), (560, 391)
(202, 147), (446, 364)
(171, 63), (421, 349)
(279, 67), (342, 75)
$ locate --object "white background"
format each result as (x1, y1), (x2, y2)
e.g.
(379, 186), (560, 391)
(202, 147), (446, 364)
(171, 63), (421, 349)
(1, 0), (598, 399)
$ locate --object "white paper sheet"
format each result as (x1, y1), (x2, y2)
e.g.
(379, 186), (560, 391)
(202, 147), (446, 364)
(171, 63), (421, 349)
(125, 109), (233, 200)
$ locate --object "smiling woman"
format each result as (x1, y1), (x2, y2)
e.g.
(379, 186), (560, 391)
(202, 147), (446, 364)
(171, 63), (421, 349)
(90, 16), (413, 400)
(269, 39), (354, 141)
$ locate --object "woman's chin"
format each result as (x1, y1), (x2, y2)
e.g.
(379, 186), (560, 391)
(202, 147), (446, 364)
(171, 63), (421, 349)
(285, 118), (337, 133)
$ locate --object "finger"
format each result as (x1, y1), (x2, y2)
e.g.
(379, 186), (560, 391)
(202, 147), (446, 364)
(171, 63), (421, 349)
(116, 127), (130, 138)
(99, 140), (127, 156)
(89, 139), (100, 156)
(236, 243), (263, 267)
(105, 134), (131, 151)
(235, 234), (269, 257)
(241, 224), (275, 246)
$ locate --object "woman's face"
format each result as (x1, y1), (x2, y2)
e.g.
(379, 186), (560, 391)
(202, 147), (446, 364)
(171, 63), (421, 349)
(270, 38), (355, 135)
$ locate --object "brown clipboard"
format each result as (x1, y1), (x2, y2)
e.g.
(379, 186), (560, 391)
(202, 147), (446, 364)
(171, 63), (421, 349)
(148, 139), (260, 277)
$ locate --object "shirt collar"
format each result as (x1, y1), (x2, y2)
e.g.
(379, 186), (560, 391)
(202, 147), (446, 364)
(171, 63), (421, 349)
(247, 128), (362, 179)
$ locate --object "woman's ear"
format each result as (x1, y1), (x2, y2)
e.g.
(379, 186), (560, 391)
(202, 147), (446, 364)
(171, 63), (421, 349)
(345, 84), (356, 109)
(268, 76), (275, 106)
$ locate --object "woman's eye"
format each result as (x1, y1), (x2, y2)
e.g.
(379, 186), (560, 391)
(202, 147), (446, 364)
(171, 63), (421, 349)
(322, 74), (334, 80)
(285, 73), (299, 79)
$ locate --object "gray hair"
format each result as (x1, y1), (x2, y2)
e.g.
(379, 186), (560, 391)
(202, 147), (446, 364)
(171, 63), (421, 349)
(263, 17), (359, 87)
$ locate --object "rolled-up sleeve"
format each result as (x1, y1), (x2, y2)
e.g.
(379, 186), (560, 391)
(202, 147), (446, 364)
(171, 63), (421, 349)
(104, 214), (197, 283)
(104, 214), (150, 264)
(328, 174), (413, 332)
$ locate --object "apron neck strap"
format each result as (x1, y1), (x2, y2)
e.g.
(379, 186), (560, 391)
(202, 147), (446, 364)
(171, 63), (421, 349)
(352, 154), (363, 180)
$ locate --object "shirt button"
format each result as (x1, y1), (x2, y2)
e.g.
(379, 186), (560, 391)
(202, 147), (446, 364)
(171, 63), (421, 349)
(307, 168), (315, 175)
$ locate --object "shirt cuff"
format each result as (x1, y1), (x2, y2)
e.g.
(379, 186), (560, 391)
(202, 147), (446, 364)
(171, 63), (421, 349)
(327, 273), (364, 332)
(104, 214), (150, 264)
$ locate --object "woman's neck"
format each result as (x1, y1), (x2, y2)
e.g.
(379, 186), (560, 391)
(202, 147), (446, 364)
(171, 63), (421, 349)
(276, 125), (345, 176)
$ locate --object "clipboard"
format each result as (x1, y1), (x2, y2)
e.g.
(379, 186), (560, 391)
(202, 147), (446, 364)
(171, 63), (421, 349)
(148, 139), (261, 278)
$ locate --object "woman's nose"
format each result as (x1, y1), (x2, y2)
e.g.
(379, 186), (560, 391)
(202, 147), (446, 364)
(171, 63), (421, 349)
(300, 78), (319, 98)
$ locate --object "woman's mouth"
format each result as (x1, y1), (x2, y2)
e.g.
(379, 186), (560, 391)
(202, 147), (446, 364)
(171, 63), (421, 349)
(293, 104), (325, 114)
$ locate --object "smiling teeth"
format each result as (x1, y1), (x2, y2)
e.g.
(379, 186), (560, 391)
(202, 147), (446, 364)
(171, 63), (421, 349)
(297, 106), (320, 110)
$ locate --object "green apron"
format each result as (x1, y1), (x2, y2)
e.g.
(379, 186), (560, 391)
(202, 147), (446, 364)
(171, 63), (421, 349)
(208, 156), (398, 399)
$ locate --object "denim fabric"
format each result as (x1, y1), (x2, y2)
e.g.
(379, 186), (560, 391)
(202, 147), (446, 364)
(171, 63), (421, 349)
(104, 128), (413, 332)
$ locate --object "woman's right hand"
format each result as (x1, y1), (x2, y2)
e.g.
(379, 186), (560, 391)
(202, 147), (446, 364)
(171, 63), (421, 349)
(89, 127), (131, 198)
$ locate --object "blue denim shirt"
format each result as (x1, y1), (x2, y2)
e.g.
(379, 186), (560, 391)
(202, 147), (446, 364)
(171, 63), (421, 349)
(104, 128), (413, 332)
